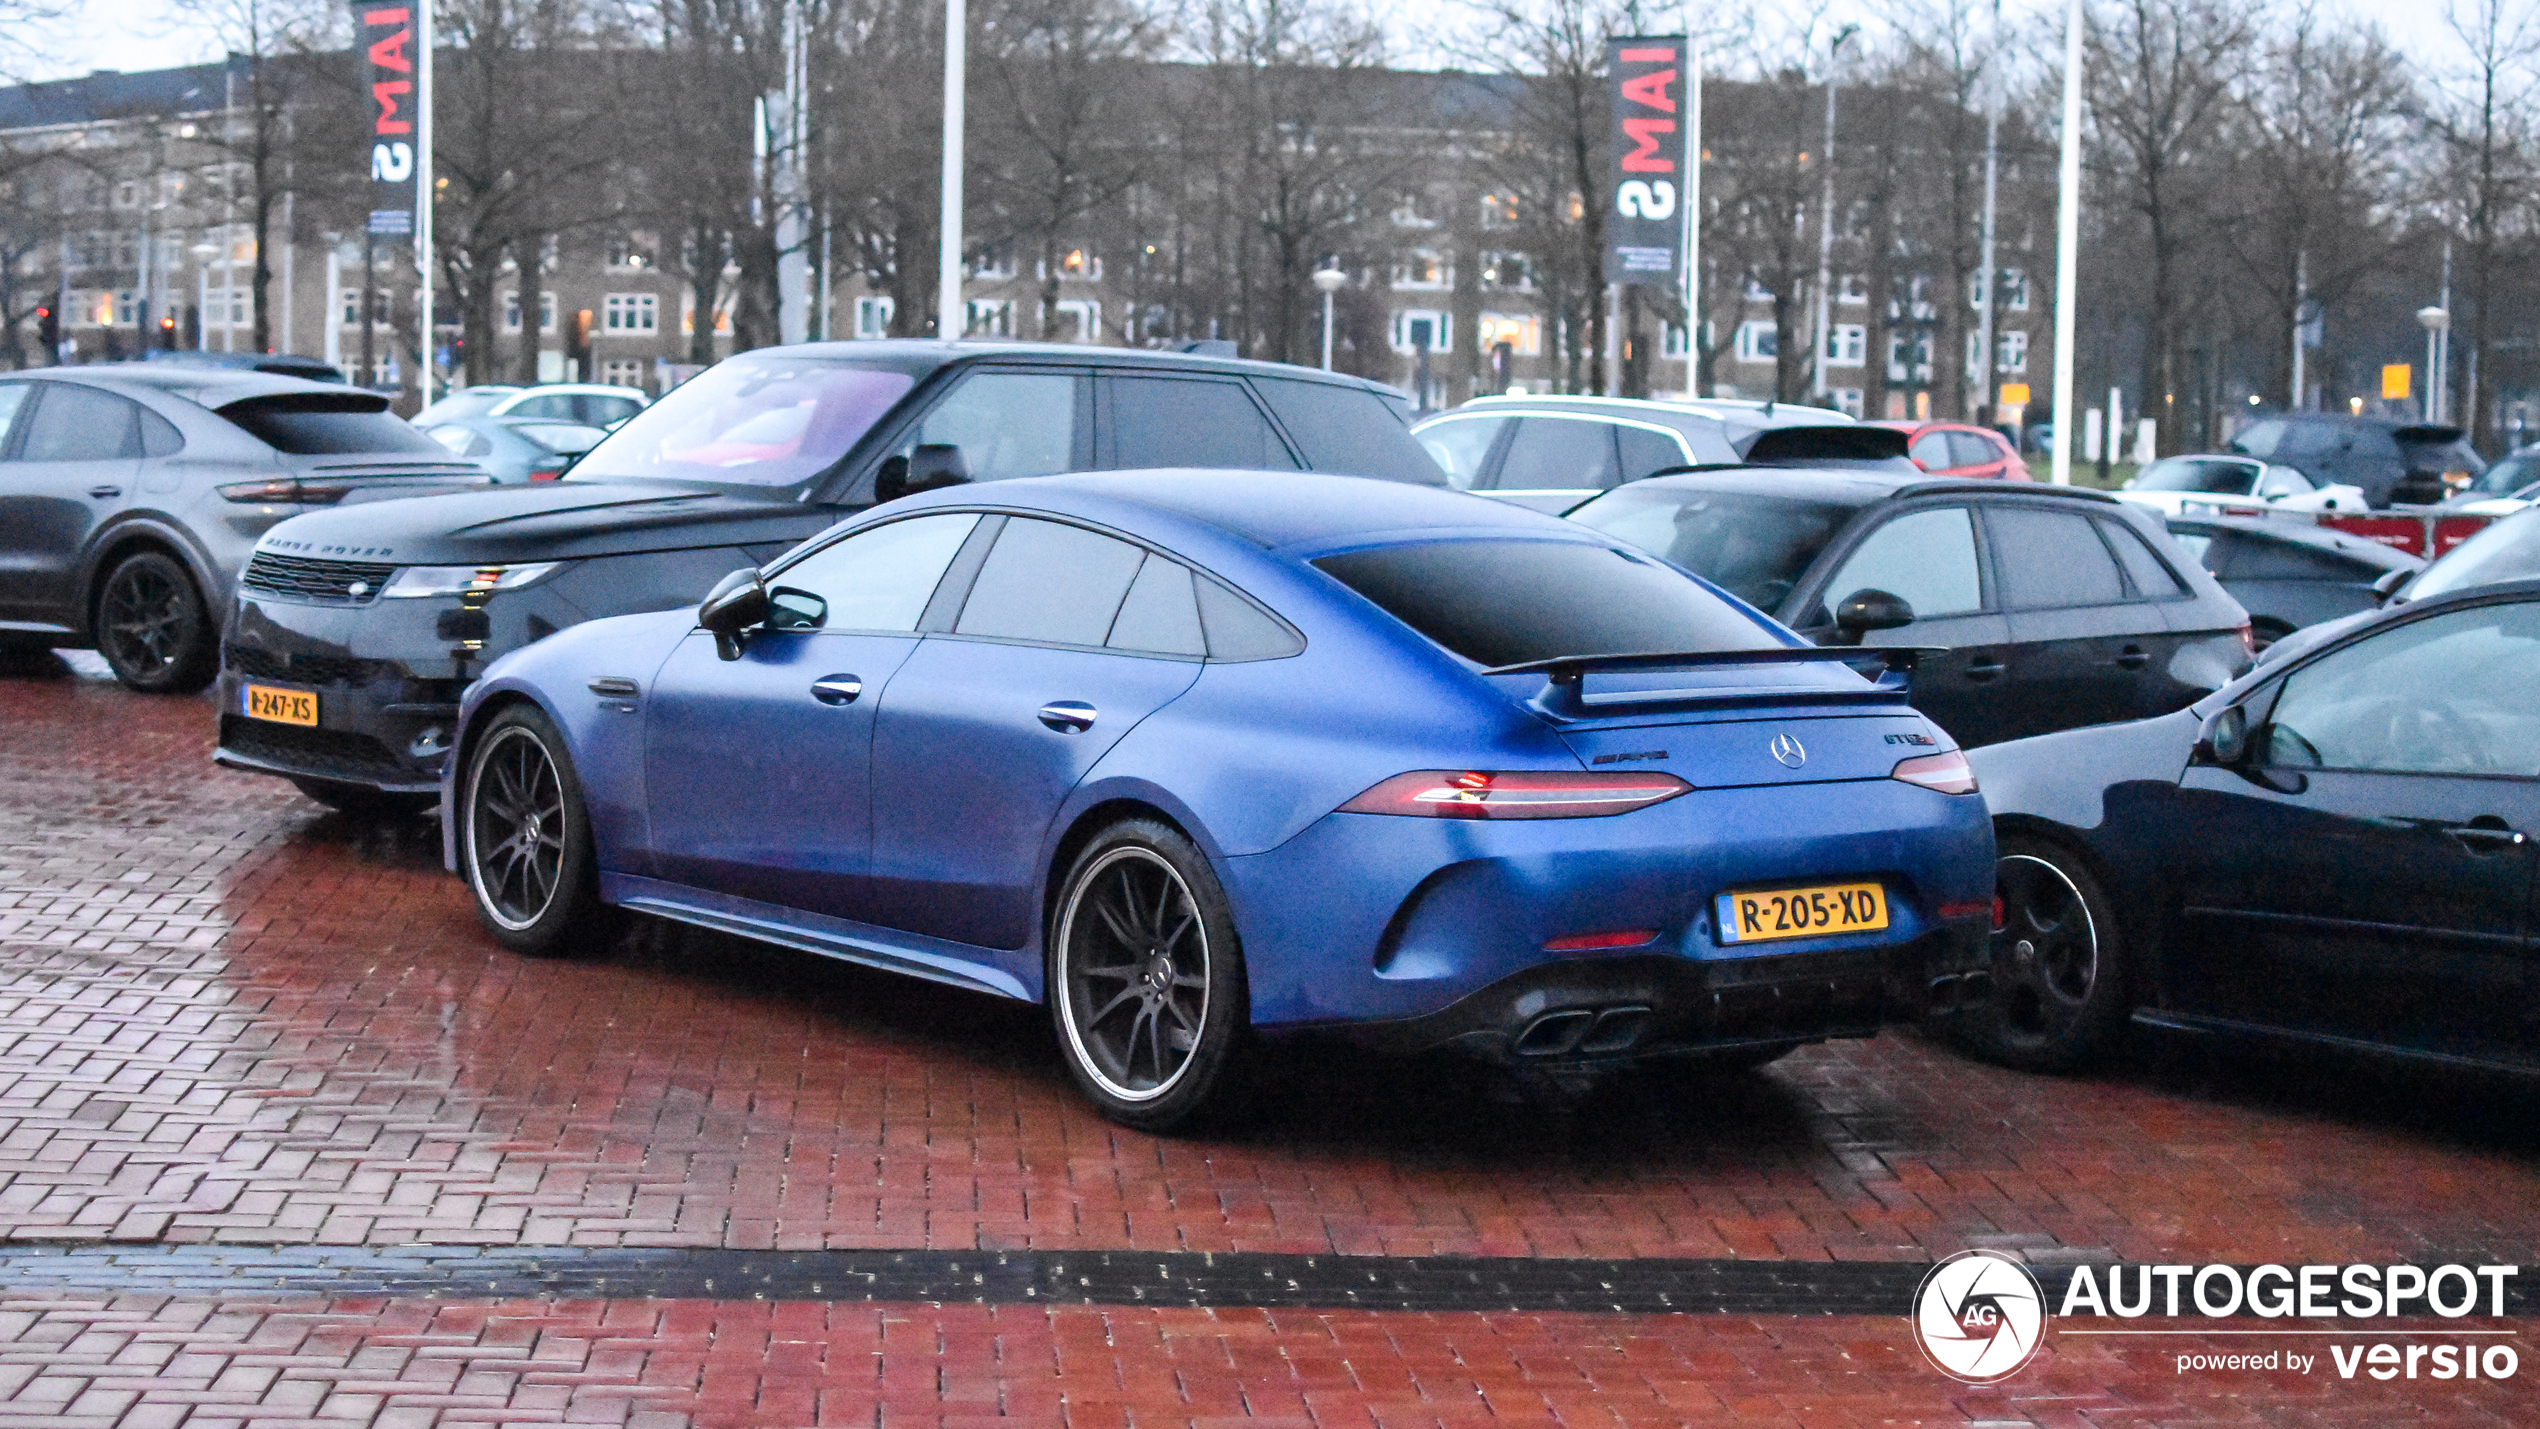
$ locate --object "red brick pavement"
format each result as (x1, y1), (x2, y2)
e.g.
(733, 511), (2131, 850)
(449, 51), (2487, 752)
(0, 1294), (2529, 1428)
(4, 665), (2538, 1265)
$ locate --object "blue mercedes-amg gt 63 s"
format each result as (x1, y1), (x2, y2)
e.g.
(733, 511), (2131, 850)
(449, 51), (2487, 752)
(441, 470), (1996, 1129)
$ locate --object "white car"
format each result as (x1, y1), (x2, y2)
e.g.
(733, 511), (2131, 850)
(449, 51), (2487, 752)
(413, 382), (648, 429)
(2116, 454), (2368, 517)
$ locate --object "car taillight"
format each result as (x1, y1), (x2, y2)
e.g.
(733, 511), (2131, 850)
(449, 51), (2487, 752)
(1338, 769), (1694, 819)
(1891, 750), (1977, 794)
(218, 478), (352, 504)
(2237, 621), (2254, 655)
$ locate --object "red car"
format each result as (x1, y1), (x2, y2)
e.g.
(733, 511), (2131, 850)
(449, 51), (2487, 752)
(1875, 421), (2028, 480)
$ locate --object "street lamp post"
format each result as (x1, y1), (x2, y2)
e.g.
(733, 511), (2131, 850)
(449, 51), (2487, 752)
(190, 238), (218, 352)
(1810, 24), (1858, 401)
(937, 0), (966, 342)
(1312, 266), (1347, 371)
(2417, 304), (2451, 424)
(2049, 0), (2083, 485)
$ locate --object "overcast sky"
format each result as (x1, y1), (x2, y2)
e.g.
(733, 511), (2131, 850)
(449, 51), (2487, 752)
(20, 0), (2501, 83)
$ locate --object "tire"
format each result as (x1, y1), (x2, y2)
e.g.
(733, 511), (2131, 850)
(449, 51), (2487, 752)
(458, 705), (618, 958)
(290, 778), (438, 819)
(1954, 833), (2131, 1072)
(1047, 818), (1251, 1133)
(2249, 618), (2296, 654)
(95, 551), (217, 694)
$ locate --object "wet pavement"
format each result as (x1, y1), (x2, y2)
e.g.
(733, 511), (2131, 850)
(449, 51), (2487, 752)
(3, 650), (2535, 1425)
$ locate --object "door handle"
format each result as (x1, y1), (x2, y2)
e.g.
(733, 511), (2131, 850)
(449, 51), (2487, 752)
(1039, 700), (1096, 733)
(810, 675), (863, 705)
(2446, 820), (2526, 853)
(2115, 645), (2150, 670)
(87, 485), (121, 500)
(1964, 655), (2004, 682)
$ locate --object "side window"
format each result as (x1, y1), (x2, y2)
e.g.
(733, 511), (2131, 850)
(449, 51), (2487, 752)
(2166, 528), (2224, 573)
(1908, 432), (1954, 470)
(1821, 506), (1983, 618)
(1109, 375), (1296, 471)
(2263, 601), (2540, 776)
(763, 512), (980, 632)
(1950, 432), (2002, 468)
(2254, 465), (2313, 498)
(1106, 555), (1206, 657)
(1251, 378), (1444, 484)
(1616, 425), (1689, 482)
(2099, 519), (2187, 597)
(955, 517), (1146, 646)
(426, 425), (493, 459)
(1495, 417), (1619, 491)
(1197, 579), (1303, 660)
(0, 384), (34, 455)
(1988, 506), (2125, 608)
(898, 370), (1084, 483)
(2232, 419), (2285, 458)
(508, 395), (573, 421)
(138, 407), (182, 457)
(20, 384), (141, 461)
(1415, 415), (1506, 491)
(582, 396), (642, 426)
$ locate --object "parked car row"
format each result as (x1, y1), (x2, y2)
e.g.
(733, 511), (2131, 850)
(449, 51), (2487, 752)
(10, 352), (2534, 1130)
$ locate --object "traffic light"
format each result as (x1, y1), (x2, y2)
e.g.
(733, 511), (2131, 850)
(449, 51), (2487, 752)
(158, 314), (177, 349)
(34, 306), (54, 348)
(568, 308), (594, 381)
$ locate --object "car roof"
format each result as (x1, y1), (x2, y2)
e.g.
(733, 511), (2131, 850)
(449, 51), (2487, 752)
(898, 468), (1575, 552)
(2163, 512), (2424, 568)
(1458, 393), (1851, 429)
(0, 365), (370, 408)
(1606, 466), (2121, 509)
(777, 338), (1413, 400)
(491, 383), (645, 400)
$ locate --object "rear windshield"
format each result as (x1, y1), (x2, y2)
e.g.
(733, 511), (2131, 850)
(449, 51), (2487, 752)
(1568, 485), (1853, 613)
(218, 397), (446, 455)
(2462, 451), (2540, 499)
(2134, 457), (2256, 494)
(1313, 537), (1782, 668)
(568, 354), (922, 489)
(2397, 431), (2486, 476)
(1249, 378), (1446, 484)
(510, 421), (608, 455)
(2409, 508), (2540, 599)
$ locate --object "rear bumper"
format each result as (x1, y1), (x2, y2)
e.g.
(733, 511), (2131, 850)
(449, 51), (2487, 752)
(1309, 925), (1990, 1066)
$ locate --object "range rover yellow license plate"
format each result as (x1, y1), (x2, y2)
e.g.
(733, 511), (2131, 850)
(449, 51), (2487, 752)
(1717, 883), (1888, 944)
(242, 684), (318, 727)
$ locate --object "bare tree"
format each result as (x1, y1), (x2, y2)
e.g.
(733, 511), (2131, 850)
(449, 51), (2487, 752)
(2425, 0), (2538, 448)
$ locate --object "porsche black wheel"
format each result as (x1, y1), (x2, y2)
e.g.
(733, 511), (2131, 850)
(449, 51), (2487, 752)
(1955, 833), (2131, 1072)
(460, 705), (616, 958)
(96, 551), (216, 694)
(1049, 819), (1251, 1132)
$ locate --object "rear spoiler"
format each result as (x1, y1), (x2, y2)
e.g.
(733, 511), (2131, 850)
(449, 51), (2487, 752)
(1483, 647), (1943, 719)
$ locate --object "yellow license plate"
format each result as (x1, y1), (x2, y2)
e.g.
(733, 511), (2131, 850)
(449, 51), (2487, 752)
(1717, 882), (1888, 944)
(242, 683), (318, 727)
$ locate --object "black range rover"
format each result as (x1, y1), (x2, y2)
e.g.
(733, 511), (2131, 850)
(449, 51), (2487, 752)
(217, 341), (1441, 813)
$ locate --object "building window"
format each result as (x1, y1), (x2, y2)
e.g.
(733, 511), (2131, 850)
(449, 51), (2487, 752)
(681, 291), (732, 336)
(1743, 278), (1774, 304)
(600, 358), (645, 388)
(1392, 188), (1444, 228)
(1837, 273), (1868, 306)
(1832, 388), (1863, 417)
(205, 287), (247, 327)
(1825, 323), (1866, 367)
(1391, 250), (1451, 290)
(965, 299), (1013, 337)
(1476, 312), (1540, 357)
(1999, 329), (2029, 373)
(854, 295), (894, 339)
(1734, 319), (1777, 364)
(605, 232), (657, 271)
(1480, 192), (1520, 229)
(2000, 268), (2029, 311)
(603, 293), (658, 334)
(502, 291), (557, 333)
(337, 289), (390, 329)
(1478, 252), (1533, 291)
(966, 247), (1015, 281)
(1391, 309), (1451, 353)
(1662, 323), (1692, 359)
(1889, 331), (1932, 384)
(1039, 247), (1100, 283)
(1052, 299), (1101, 341)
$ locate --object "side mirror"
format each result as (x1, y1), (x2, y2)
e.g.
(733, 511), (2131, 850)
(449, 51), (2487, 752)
(2193, 704), (2250, 766)
(872, 444), (970, 504)
(2371, 567), (2410, 604)
(698, 567), (770, 660)
(1833, 588), (1916, 644)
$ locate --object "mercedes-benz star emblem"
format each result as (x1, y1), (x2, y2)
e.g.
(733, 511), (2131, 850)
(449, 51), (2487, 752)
(1770, 732), (1807, 768)
(1911, 1250), (2045, 1383)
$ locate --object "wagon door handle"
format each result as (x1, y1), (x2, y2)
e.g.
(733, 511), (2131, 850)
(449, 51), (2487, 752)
(87, 485), (121, 499)
(2445, 819), (2526, 853)
(2115, 645), (2150, 670)
(1964, 655), (2004, 682)
(810, 675), (863, 705)
(1039, 700), (1096, 733)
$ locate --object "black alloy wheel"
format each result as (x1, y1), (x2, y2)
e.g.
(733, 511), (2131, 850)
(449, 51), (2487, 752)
(460, 705), (616, 958)
(1954, 833), (2130, 1072)
(1050, 819), (1250, 1131)
(96, 551), (216, 694)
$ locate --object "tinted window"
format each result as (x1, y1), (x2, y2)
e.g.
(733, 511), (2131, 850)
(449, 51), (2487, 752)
(573, 354), (920, 488)
(512, 422), (608, 456)
(2462, 451), (2540, 498)
(0, 385), (30, 451)
(766, 513), (979, 632)
(1416, 415), (1506, 490)
(425, 424), (490, 458)
(1823, 507), (1984, 618)
(2264, 601), (2540, 776)
(1616, 424), (1689, 481)
(1106, 556), (1206, 657)
(1496, 417), (1619, 490)
(2134, 457), (2256, 494)
(957, 518), (1146, 645)
(22, 385), (140, 461)
(1251, 378), (1444, 483)
(1571, 485), (1850, 613)
(1196, 578), (1303, 660)
(1990, 506), (2125, 608)
(897, 370), (1082, 483)
(215, 397), (445, 455)
(137, 407), (182, 457)
(2167, 529), (2218, 567)
(2281, 422), (2349, 458)
(1908, 432), (1953, 470)
(1313, 538), (1780, 669)
(504, 394), (577, 421)
(1950, 431), (2003, 468)
(2231, 419), (2285, 458)
(2407, 509), (2540, 599)
(2397, 431), (2484, 477)
(2102, 519), (2187, 596)
(1111, 376), (1295, 470)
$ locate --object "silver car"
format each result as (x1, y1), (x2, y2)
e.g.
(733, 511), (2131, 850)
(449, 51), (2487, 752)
(0, 367), (488, 693)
